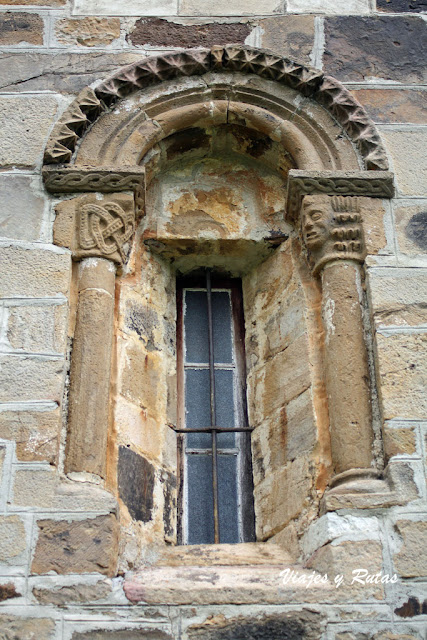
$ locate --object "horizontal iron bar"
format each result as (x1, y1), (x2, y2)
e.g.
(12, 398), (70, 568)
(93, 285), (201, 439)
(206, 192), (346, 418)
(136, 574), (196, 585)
(170, 425), (254, 433)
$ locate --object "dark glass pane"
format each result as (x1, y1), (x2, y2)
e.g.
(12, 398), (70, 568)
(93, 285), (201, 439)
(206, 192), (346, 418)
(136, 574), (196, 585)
(184, 290), (209, 363)
(212, 291), (232, 363)
(185, 369), (211, 448)
(218, 454), (239, 544)
(185, 369), (235, 449)
(187, 454), (214, 544)
(186, 454), (239, 544)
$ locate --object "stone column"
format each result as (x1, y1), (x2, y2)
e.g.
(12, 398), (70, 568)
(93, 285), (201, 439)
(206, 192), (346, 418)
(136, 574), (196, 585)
(65, 258), (116, 478)
(59, 195), (135, 479)
(301, 195), (377, 488)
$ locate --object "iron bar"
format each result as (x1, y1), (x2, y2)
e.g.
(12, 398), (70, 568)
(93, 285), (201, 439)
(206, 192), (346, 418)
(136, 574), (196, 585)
(172, 426), (253, 433)
(206, 269), (220, 544)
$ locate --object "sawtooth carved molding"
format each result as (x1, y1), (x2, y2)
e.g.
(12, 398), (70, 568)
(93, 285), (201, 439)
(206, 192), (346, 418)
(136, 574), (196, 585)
(286, 169), (394, 224)
(43, 46), (389, 171)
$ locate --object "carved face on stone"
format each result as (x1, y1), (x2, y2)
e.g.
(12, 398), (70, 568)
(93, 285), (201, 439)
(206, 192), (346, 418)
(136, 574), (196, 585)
(301, 195), (331, 250)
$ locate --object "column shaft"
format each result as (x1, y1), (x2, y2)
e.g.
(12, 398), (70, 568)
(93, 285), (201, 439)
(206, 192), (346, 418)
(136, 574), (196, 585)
(321, 261), (373, 475)
(65, 258), (116, 478)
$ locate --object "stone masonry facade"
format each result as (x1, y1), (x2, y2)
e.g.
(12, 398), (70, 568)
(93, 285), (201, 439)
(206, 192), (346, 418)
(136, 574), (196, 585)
(0, 1), (426, 639)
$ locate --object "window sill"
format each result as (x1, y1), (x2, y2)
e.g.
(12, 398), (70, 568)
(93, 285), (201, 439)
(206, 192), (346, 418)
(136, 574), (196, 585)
(123, 543), (331, 605)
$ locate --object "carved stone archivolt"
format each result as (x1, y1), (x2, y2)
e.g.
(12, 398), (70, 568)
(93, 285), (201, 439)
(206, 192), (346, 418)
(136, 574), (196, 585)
(43, 46), (389, 171)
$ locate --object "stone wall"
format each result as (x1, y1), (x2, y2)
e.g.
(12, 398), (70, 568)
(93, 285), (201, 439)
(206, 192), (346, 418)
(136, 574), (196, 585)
(0, 0), (426, 638)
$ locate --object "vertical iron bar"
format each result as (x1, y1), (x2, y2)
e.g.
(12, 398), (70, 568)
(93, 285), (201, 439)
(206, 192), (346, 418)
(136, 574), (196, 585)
(206, 269), (220, 544)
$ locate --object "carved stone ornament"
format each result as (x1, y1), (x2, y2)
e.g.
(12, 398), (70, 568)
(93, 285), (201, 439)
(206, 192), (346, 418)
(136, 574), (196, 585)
(42, 166), (145, 194)
(43, 46), (389, 171)
(286, 169), (395, 224)
(78, 201), (134, 264)
(301, 194), (365, 275)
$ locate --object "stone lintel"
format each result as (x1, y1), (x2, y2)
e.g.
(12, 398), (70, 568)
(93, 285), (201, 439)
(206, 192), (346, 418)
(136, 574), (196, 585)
(42, 165), (145, 194)
(286, 170), (395, 224)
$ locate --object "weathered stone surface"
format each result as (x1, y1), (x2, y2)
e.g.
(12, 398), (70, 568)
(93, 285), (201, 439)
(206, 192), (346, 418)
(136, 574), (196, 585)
(0, 245), (70, 298)
(71, 630), (172, 640)
(0, 515), (27, 563)
(381, 130), (427, 196)
(33, 579), (112, 605)
(288, 0), (370, 13)
(376, 333), (427, 420)
(307, 540), (384, 602)
(118, 446), (155, 523)
(394, 204), (427, 256)
(186, 610), (325, 640)
(73, 0), (177, 16)
(324, 17), (427, 83)
(32, 515), (119, 576)
(7, 303), (67, 353)
(351, 89), (427, 125)
(377, 0), (427, 12)
(368, 268), (427, 327)
(258, 15), (314, 64)
(384, 426), (417, 458)
(0, 355), (64, 403)
(127, 18), (251, 47)
(0, 96), (58, 168)
(0, 11), (43, 45)
(0, 406), (60, 463)
(286, 389), (317, 461)
(0, 0), (64, 3)
(0, 616), (55, 640)
(0, 582), (20, 601)
(55, 17), (120, 47)
(0, 174), (46, 242)
(394, 520), (427, 578)
(254, 456), (313, 539)
(0, 52), (145, 93)
(119, 341), (163, 415)
(179, 0), (282, 16)
(145, 542), (293, 567)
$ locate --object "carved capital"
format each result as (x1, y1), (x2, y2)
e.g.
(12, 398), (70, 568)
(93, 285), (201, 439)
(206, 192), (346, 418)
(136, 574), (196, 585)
(54, 193), (135, 266)
(301, 194), (365, 275)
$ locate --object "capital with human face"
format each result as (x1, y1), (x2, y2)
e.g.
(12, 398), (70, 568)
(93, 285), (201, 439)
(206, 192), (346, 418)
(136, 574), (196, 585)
(301, 194), (332, 251)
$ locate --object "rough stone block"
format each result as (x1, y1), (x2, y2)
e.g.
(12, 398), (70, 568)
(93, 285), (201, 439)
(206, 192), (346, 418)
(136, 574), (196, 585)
(251, 407), (288, 485)
(0, 581), (21, 602)
(286, 389), (316, 461)
(127, 18), (251, 48)
(119, 340), (165, 417)
(7, 303), (68, 354)
(0, 174), (46, 242)
(351, 89), (427, 125)
(384, 425), (417, 458)
(0, 52), (144, 93)
(381, 130), (427, 196)
(55, 17), (121, 47)
(114, 398), (162, 460)
(306, 540), (384, 602)
(301, 513), (380, 559)
(248, 332), (311, 426)
(118, 446), (155, 523)
(377, 0), (427, 12)
(0, 515), (27, 563)
(324, 16), (427, 83)
(394, 203), (427, 257)
(179, 0), (282, 16)
(0, 0), (64, 3)
(258, 15), (314, 64)
(0, 355), (64, 403)
(32, 515), (119, 576)
(0, 245), (70, 298)
(33, 579), (112, 605)
(287, 0), (370, 13)
(393, 520), (427, 578)
(70, 630), (172, 640)
(0, 406), (60, 463)
(73, 0), (177, 16)
(254, 456), (312, 539)
(375, 332), (427, 420)
(0, 11), (44, 45)
(0, 96), (58, 168)
(0, 616), (55, 640)
(367, 268), (427, 327)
